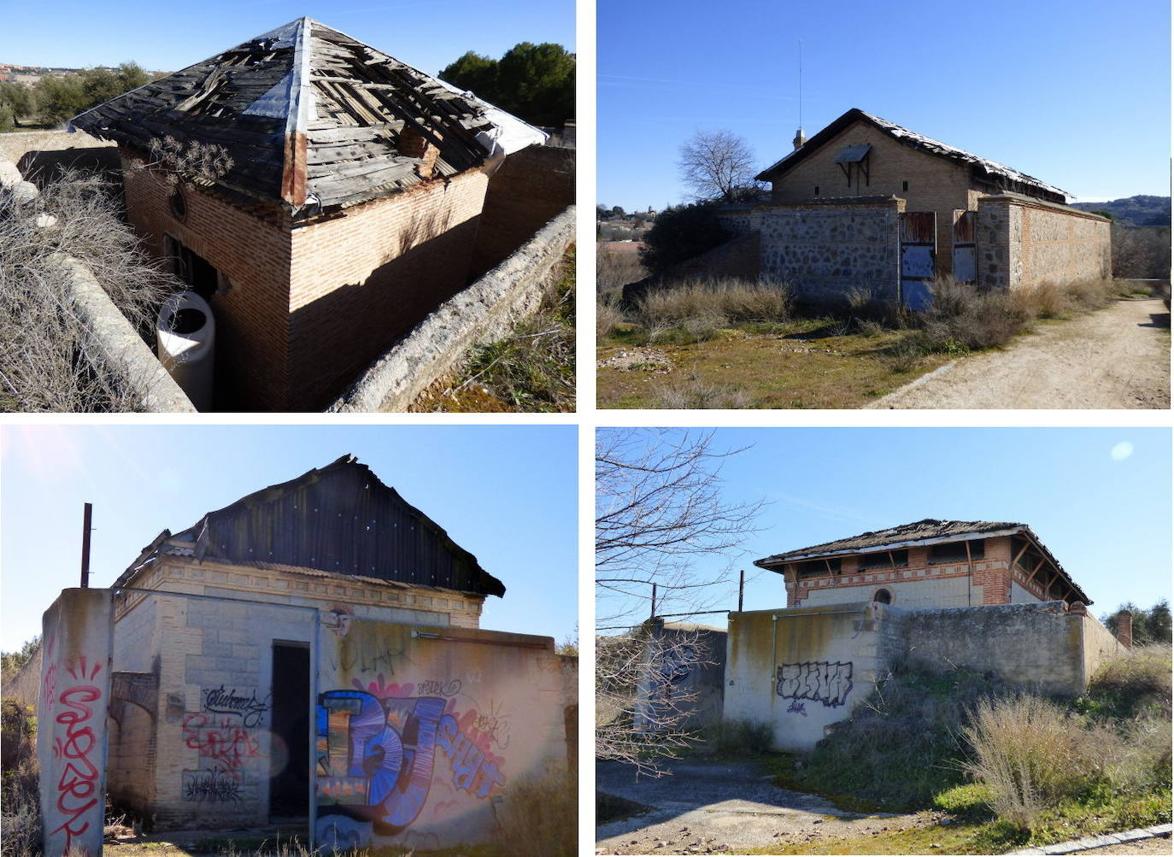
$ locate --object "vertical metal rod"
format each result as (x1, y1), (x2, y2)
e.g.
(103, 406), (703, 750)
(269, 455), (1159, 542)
(650, 583), (657, 622)
(80, 502), (93, 588)
(738, 569), (745, 612)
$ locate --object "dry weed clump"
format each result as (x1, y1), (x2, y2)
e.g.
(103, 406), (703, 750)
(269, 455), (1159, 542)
(655, 374), (750, 409)
(636, 278), (790, 337)
(1, 700), (40, 857)
(597, 293), (625, 340)
(0, 167), (180, 412)
(495, 766), (577, 857)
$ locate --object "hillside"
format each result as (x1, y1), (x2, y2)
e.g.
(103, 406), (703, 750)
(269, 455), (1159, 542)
(1070, 195), (1171, 226)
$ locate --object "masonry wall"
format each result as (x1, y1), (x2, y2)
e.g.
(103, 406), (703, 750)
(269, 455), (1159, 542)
(288, 169), (490, 410)
(470, 145), (575, 277)
(315, 618), (573, 850)
(120, 149), (294, 411)
(977, 195), (1111, 291)
(723, 603), (894, 751)
(634, 624), (727, 734)
(1081, 610), (1126, 684)
(1, 644), (42, 709)
(37, 589), (115, 857)
(786, 537), (1020, 609)
(723, 198), (904, 303)
(108, 594), (161, 813)
(767, 119), (974, 276)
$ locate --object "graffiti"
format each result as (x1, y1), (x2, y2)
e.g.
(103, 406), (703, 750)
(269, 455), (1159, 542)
(417, 678), (462, 697)
(49, 657), (103, 855)
(785, 699), (808, 716)
(325, 605), (354, 638)
(337, 642), (405, 676)
(182, 769), (242, 803)
(201, 685), (270, 728)
(181, 713), (262, 771)
(775, 661), (854, 708)
(658, 644), (697, 685)
(316, 685), (509, 837)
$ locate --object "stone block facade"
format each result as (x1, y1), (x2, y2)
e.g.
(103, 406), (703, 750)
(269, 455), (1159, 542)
(721, 197), (903, 302)
(977, 195), (1111, 291)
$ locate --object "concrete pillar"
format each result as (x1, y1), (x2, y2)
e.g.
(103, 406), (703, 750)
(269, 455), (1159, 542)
(37, 588), (114, 857)
(1115, 611), (1133, 648)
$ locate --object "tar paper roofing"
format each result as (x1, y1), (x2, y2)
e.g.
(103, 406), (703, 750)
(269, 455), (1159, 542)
(755, 518), (1090, 604)
(757, 108), (1068, 203)
(115, 454), (505, 598)
(70, 17), (545, 214)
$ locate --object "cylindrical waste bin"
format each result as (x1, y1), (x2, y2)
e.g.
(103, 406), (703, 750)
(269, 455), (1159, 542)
(156, 291), (215, 411)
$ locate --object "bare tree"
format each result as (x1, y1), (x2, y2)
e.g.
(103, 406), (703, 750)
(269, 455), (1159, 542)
(677, 130), (763, 202)
(595, 428), (763, 770)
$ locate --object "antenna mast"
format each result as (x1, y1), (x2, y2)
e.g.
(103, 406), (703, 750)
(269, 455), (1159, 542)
(799, 39), (803, 130)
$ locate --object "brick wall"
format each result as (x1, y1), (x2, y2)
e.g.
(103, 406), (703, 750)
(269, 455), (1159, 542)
(470, 145), (575, 276)
(767, 119), (973, 276)
(288, 169), (490, 409)
(977, 195), (1111, 290)
(120, 150), (294, 410)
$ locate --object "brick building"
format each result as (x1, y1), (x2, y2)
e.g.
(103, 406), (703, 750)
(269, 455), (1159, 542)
(89, 455), (574, 849)
(70, 18), (549, 411)
(755, 518), (1090, 611)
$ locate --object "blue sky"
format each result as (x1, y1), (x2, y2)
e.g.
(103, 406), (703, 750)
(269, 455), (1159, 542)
(0, 0), (573, 77)
(599, 0), (1171, 210)
(598, 428), (1172, 626)
(0, 425), (578, 651)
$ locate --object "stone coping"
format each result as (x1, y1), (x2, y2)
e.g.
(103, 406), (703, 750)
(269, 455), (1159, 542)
(1010, 823), (1173, 854)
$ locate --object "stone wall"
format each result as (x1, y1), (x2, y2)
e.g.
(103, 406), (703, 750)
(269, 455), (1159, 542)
(37, 588), (114, 857)
(470, 145), (575, 277)
(977, 194), (1111, 291)
(721, 197), (904, 303)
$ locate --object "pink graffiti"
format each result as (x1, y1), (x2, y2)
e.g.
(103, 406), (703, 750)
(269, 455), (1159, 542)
(453, 709), (507, 767)
(352, 673), (414, 699)
(182, 713), (261, 771)
(50, 657), (103, 855)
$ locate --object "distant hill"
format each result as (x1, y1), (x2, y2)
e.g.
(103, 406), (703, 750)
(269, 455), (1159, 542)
(1069, 195), (1171, 227)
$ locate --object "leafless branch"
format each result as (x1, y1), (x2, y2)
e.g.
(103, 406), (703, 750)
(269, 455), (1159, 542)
(678, 129), (764, 202)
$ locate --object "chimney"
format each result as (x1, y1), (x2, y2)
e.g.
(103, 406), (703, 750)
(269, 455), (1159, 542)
(793, 127), (806, 150)
(1115, 610), (1133, 648)
(399, 127), (440, 180)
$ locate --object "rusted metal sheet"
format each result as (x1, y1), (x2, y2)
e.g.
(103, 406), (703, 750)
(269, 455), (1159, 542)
(116, 455), (505, 598)
(953, 210), (977, 284)
(899, 211), (936, 310)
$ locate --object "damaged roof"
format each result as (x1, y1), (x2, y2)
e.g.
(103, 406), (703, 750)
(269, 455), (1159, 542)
(70, 17), (545, 215)
(115, 454), (505, 598)
(757, 108), (1069, 203)
(755, 518), (1090, 604)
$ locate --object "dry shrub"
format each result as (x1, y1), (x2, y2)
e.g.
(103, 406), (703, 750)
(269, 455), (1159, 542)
(1087, 643), (1173, 720)
(597, 294), (625, 340)
(916, 278), (1029, 351)
(495, 766), (576, 857)
(961, 696), (1107, 829)
(597, 243), (648, 290)
(1, 700), (40, 857)
(1012, 282), (1066, 319)
(637, 278), (790, 332)
(0, 167), (180, 412)
(655, 374), (750, 409)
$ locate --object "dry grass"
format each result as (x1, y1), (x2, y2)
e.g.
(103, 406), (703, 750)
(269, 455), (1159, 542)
(597, 293), (625, 340)
(0, 167), (180, 412)
(597, 241), (648, 290)
(1, 700), (40, 857)
(654, 374), (751, 409)
(637, 278), (791, 332)
(495, 766), (576, 857)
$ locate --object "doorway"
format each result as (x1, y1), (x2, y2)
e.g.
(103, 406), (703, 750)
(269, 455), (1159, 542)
(270, 643), (310, 818)
(164, 234), (222, 301)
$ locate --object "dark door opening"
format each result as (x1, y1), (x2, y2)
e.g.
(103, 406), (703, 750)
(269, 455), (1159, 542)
(270, 643), (310, 818)
(164, 234), (221, 301)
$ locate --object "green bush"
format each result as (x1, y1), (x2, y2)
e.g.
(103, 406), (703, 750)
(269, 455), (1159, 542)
(639, 203), (730, 275)
(1085, 643), (1172, 720)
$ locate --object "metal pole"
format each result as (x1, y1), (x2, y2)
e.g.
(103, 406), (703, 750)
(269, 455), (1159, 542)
(80, 502), (92, 588)
(650, 583), (657, 622)
(738, 569), (745, 612)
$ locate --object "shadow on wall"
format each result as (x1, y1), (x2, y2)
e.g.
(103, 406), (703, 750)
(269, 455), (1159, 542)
(288, 215), (483, 410)
(17, 147), (122, 188)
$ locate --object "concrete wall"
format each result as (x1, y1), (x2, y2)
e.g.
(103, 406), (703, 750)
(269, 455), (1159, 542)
(288, 169), (490, 411)
(315, 619), (573, 851)
(1080, 610), (1126, 685)
(634, 623), (727, 734)
(723, 603), (894, 751)
(722, 197), (904, 303)
(37, 588), (114, 857)
(766, 118), (973, 277)
(470, 145), (575, 277)
(977, 195), (1111, 291)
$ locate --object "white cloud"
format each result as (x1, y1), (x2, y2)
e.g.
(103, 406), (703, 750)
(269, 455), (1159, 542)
(1110, 441), (1134, 462)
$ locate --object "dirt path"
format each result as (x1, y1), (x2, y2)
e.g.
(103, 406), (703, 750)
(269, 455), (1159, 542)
(869, 298), (1170, 409)
(595, 759), (922, 855)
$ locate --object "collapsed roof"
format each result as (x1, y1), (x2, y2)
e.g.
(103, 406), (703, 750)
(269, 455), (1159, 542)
(755, 518), (1090, 604)
(757, 108), (1069, 204)
(70, 17), (545, 214)
(116, 454), (506, 599)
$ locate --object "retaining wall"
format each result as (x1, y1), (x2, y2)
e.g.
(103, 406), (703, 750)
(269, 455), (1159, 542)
(331, 206), (575, 412)
(634, 622), (727, 734)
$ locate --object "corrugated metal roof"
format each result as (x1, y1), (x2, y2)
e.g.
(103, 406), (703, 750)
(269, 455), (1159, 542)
(115, 454), (505, 598)
(70, 17), (544, 216)
(757, 108), (1069, 203)
(755, 518), (1090, 604)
